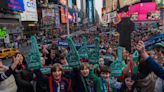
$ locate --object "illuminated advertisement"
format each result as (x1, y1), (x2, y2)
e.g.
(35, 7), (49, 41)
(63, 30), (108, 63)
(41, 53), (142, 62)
(0, 0), (24, 11)
(21, 0), (38, 21)
(60, 7), (67, 23)
(42, 9), (55, 27)
(119, 0), (140, 8)
(88, 0), (94, 24)
(76, 0), (81, 10)
(68, 0), (72, 9)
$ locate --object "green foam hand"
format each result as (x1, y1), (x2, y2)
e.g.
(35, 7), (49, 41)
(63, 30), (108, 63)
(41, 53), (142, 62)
(117, 46), (122, 62)
(88, 37), (100, 64)
(27, 36), (42, 70)
(132, 50), (139, 80)
(110, 47), (123, 77)
(110, 60), (123, 77)
(78, 37), (89, 59)
(66, 36), (80, 67)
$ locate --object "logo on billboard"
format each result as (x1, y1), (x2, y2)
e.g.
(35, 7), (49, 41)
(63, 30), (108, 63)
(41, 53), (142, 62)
(26, 0), (36, 9)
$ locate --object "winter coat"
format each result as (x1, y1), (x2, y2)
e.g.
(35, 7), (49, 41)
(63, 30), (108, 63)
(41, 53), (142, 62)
(34, 69), (72, 92)
(145, 57), (164, 79)
(0, 75), (17, 92)
(14, 69), (34, 92)
(72, 68), (102, 92)
(136, 72), (156, 92)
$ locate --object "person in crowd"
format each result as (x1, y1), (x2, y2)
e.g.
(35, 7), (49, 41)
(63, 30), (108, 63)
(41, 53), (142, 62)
(117, 74), (141, 92)
(46, 45), (61, 65)
(94, 57), (105, 76)
(72, 62), (102, 92)
(137, 41), (164, 92)
(34, 63), (72, 92)
(136, 41), (164, 79)
(59, 55), (68, 65)
(0, 59), (19, 92)
(100, 65), (121, 92)
(12, 53), (34, 92)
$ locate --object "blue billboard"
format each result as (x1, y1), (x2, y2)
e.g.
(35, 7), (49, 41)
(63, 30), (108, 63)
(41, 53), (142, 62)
(0, 0), (24, 11)
(7, 0), (25, 11)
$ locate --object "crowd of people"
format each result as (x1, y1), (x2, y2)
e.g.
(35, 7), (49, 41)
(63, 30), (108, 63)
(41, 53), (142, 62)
(0, 21), (163, 92)
(0, 34), (163, 92)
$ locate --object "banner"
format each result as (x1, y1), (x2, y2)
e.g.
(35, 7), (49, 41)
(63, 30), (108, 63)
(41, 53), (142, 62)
(21, 0), (38, 21)
(58, 40), (96, 48)
(27, 36), (42, 70)
(88, 0), (94, 24)
(145, 34), (164, 50)
(66, 36), (80, 67)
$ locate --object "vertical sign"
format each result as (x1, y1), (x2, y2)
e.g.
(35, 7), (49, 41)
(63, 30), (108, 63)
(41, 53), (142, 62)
(76, 0), (81, 10)
(88, 0), (94, 24)
(68, 0), (73, 9)
(61, 7), (67, 23)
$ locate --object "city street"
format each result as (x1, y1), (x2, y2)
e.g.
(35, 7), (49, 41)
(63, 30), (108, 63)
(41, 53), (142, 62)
(2, 45), (31, 66)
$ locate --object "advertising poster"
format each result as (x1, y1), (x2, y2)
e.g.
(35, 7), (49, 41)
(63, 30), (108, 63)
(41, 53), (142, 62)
(0, 0), (24, 11)
(42, 9), (55, 27)
(60, 7), (67, 23)
(88, 0), (94, 24)
(54, 8), (60, 27)
(21, 0), (38, 21)
(68, 0), (72, 9)
(76, 0), (81, 10)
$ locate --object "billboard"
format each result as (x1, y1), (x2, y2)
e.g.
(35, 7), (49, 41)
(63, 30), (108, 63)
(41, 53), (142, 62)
(60, 7), (67, 23)
(76, 0), (81, 10)
(42, 9), (55, 27)
(54, 8), (60, 27)
(0, 0), (24, 11)
(21, 0), (38, 21)
(68, 0), (73, 9)
(119, 0), (140, 8)
(88, 0), (94, 24)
